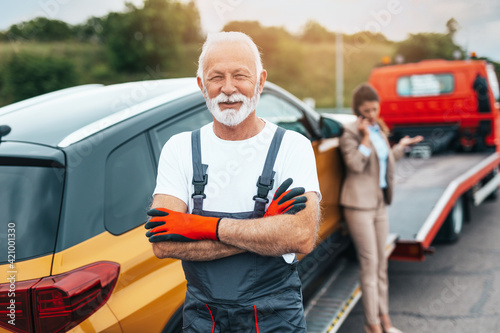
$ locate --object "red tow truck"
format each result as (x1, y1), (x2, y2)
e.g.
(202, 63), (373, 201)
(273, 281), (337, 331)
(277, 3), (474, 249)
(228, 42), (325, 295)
(369, 59), (500, 260)
(304, 59), (500, 333)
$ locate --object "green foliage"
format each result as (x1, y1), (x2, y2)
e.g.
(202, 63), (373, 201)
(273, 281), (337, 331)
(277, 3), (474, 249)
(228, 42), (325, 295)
(300, 21), (335, 43)
(221, 21), (391, 107)
(395, 33), (463, 63)
(101, 0), (202, 72)
(223, 20), (294, 54)
(176, 1), (203, 43)
(0, 9), (482, 109)
(3, 52), (77, 103)
(222, 21), (307, 97)
(344, 31), (390, 45)
(6, 17), (73, 42)
(73, 17), (106, 42)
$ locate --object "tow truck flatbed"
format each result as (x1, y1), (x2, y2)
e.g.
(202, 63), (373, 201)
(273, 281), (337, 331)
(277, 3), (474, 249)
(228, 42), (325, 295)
(388, 152), (500, 260)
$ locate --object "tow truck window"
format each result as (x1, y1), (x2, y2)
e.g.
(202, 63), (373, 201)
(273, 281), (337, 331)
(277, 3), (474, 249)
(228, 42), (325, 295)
(397, 74), (454, 97)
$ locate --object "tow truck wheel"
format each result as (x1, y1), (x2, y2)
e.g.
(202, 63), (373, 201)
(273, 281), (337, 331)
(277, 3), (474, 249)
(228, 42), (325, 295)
(486, 167), (499, 201)
(437, 196), (464, 243)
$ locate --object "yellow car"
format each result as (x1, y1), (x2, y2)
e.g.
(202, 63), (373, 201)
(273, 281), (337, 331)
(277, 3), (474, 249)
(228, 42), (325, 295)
(0, 79), (345, 333)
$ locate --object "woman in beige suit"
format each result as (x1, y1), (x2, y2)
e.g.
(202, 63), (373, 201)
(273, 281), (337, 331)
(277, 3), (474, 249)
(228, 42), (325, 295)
(339, 83), (422, 333)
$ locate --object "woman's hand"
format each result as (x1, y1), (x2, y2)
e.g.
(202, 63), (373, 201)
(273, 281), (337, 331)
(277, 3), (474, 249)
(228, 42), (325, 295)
(357, 116), (371, 137)
(398, 135), (424, 147)
(357, 116), (372, 148)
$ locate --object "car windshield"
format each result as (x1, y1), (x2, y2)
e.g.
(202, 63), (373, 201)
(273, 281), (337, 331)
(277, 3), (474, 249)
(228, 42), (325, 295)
(0, 165), (64, 264)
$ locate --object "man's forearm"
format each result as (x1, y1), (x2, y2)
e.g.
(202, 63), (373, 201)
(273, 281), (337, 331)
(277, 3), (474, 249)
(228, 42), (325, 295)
(218, 192), (319, 256)
(152, 239), (245, 261)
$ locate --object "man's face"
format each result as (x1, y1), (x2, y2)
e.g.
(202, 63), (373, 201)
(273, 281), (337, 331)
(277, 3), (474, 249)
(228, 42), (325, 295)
(198, 41), (266, 126)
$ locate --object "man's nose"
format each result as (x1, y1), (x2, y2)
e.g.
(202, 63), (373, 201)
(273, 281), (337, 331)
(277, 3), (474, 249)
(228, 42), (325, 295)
(221, 76), (237, 95)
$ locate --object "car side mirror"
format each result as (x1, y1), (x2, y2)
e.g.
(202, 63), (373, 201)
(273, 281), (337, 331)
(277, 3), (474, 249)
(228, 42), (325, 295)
(319, 116), (344, 138)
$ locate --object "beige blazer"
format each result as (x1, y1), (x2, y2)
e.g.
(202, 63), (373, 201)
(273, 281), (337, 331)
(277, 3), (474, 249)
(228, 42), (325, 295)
(339, 121), (405, 210)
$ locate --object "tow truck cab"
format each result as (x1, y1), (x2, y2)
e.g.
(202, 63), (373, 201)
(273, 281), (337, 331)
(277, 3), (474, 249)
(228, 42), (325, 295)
(368, 60), (500, 153)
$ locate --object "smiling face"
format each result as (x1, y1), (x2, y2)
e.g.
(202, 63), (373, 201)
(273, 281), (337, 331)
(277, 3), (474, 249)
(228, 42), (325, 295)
(357, 100), (380, 125)
(197, 41), (266, 127)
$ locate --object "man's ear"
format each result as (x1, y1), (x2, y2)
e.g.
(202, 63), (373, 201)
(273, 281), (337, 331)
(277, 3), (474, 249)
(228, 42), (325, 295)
(197, 76), (205, 97)
(258, 70), (267, 93)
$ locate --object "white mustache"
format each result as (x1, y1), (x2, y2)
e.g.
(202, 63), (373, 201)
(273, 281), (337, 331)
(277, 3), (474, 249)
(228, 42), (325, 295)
(212, 93), (246, 104)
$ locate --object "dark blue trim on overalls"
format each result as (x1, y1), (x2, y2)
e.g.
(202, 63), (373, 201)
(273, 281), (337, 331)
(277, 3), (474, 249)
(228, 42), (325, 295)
(182, 126), (306, 332)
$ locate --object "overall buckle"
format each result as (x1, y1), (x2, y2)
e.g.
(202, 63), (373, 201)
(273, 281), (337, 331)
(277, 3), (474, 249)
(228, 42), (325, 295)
(192, 174), (208, 199)
(253, 176), (274, 203)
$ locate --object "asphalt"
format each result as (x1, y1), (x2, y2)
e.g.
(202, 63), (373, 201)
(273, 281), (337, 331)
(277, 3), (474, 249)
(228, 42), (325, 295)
(338, 197), (500, 333)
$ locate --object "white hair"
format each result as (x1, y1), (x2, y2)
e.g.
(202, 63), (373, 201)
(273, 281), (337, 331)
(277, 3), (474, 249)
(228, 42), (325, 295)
(197, 31), (263, 84)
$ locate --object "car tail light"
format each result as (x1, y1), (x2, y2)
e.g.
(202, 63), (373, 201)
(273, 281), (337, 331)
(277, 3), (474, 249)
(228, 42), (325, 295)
(0, 262), (119, 333)
(0, 279), (39, 333)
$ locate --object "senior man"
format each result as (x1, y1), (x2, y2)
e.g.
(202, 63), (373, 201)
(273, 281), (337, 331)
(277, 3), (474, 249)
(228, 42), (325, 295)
(145, 31), (321, 332)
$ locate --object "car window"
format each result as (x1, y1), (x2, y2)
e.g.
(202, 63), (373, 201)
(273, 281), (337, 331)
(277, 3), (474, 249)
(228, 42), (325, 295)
(257, 93), (312, 139)
(105, 134), (156, 235)
(152, 107), (213, 151)
(0, 165), (63, 263)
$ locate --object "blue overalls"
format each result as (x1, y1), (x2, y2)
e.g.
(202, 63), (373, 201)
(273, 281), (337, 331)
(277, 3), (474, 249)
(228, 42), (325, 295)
(181, 127), (307, 332)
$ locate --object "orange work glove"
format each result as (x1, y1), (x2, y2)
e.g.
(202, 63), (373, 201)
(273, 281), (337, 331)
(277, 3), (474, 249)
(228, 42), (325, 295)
(264, 178), (307, 217)
(145, 208), (221, 243)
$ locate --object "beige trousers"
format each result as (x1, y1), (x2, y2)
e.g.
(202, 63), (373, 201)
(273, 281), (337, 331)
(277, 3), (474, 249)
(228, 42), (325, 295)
(343, 189), (389, 325)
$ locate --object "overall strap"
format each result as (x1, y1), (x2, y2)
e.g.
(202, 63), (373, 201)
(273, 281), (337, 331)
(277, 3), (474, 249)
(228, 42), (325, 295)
(253, 126), (286, 217)
(191, 129), (208, 215)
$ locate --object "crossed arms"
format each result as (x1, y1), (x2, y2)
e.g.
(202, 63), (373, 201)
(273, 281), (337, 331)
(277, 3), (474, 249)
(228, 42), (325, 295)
(149, 192), (320, 261)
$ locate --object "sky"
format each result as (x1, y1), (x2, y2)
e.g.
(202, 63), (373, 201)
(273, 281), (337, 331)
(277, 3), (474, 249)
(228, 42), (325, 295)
(1, 0), (499, 61)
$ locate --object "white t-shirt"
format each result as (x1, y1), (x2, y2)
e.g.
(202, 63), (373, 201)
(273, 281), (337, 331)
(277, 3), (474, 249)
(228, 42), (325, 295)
(154, 120), (321, 263)
(154, 120), (321, 211)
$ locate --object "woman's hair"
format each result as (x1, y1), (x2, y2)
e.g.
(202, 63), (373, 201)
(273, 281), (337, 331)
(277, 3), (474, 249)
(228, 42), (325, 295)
(351, 83), (390, 135)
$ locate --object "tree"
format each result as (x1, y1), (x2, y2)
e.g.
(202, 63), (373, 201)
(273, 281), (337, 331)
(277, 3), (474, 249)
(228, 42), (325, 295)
(222, 21), (305, 97)
(222, 21), (295, 56)
(395, 32), (463, 63)
(344, 31), (389, 45)
(73, 17), (106, 42)
(300, 20), (335, 43)
(6, 17), (73, 41)
(101, 0), (202, 72)
(176, 1), (203, 43)
(446, 18), (460, 38)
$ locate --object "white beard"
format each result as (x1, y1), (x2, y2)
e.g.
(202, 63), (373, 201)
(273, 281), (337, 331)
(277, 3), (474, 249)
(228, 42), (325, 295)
(203, 84), (260, 127)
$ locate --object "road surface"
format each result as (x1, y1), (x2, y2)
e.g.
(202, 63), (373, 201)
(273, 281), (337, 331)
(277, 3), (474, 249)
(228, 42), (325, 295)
(338, 198), (500, 333)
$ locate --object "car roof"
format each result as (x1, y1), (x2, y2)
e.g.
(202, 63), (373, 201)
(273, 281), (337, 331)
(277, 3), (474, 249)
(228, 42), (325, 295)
(0, 78), (201, 148)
